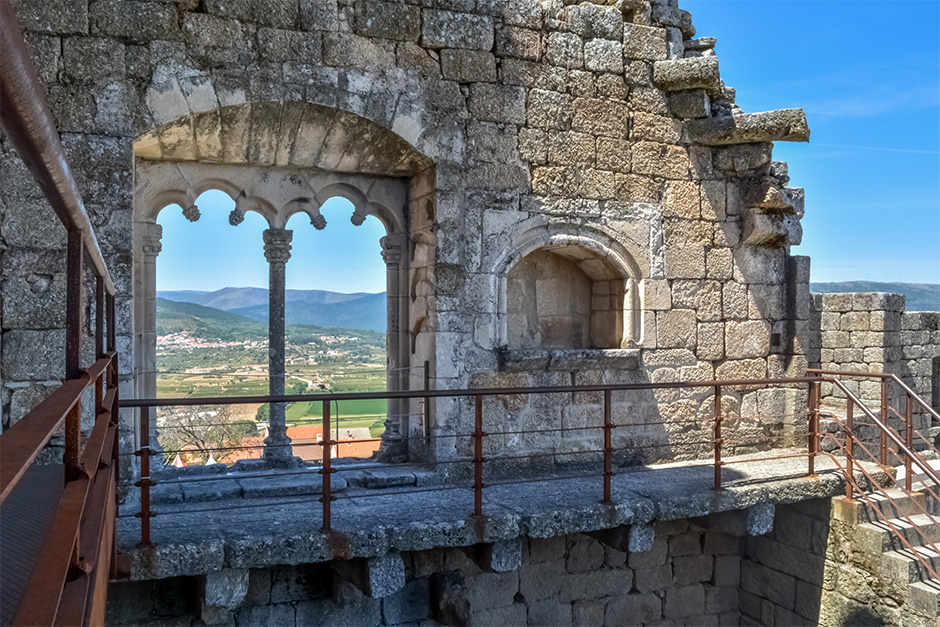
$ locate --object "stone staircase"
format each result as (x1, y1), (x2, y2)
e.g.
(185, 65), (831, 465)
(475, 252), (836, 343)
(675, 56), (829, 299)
(849, 489), (940, 619)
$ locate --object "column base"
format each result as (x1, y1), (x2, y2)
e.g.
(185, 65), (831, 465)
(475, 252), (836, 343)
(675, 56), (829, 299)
(375, 431), (407, 463)
(263, 435), (302, 469)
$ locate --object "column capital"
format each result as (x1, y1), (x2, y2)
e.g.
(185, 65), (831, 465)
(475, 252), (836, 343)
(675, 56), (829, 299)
(263, 228), (293, 263)
(380, 233), (406, 265)
(141, 223), (163, 258)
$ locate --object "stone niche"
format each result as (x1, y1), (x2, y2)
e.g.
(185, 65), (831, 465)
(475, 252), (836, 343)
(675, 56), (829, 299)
(506, 248), (626, 351)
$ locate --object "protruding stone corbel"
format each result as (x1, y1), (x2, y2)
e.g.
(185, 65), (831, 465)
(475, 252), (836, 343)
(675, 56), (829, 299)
(200, 568), (249, 625)
(462, 538), (522, 573)
(653, 57), (721, 94)
(713, 143), (774, 178)
(686, 108), (810, 146)
(331, 552), (406, 599)
(699, 502), (776, 537)
(587, 522), (655, 553)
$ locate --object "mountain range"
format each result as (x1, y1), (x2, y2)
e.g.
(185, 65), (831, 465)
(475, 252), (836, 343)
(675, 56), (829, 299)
(157, 287), (386, 332)
(810, 282), (940, 312)
(157, 282), (939, 336)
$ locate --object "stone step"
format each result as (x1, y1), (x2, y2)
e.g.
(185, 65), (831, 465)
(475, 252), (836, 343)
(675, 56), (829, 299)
(909, 580), (940, 617)
(855, 514), (940, 554)
(853, 489), (927, 524)
(882, 546), (940, 583)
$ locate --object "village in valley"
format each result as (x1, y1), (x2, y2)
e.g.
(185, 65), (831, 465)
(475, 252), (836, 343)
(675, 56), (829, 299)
(155, 309), (388, 466)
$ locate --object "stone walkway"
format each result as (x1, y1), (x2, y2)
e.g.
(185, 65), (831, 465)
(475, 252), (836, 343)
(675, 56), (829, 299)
(118, 450), (890, 581)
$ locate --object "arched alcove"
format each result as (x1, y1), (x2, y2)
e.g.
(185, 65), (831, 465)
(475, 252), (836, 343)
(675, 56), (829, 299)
(492, 226), (644, 351)
(506, 247), (627, 350)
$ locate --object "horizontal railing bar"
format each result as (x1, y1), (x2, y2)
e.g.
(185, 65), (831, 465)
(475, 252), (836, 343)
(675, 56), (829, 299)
(0, 375), (88, 505)
(84, 352), (115, 386)
(79, 413), (116, 484)
(0, 2), (114, 294)
(830, 379), (940, 487)
(809, 369), (940, 424)
(121, 376), (826, 408)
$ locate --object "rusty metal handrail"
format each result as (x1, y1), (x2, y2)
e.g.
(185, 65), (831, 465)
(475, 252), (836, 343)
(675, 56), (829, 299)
(128, 375), (822, 542)
(829, 378), (940, 489)
(120, 375), (824, 408)
(808, 368), (940, 424)
(0, 4), (121, 623)
(0, 1), (114, 294)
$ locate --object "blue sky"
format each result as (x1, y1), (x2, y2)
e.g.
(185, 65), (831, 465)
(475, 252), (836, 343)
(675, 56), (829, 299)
(157, 194), (388, 293)
(158, 0), (940, 293)
(684, 0), (940, 283)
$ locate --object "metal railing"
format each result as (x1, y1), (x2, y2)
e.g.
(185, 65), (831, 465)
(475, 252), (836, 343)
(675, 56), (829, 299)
(123, 375), (834, 544)
(0, 3), (121, 624)
(814, 374), (940, 581)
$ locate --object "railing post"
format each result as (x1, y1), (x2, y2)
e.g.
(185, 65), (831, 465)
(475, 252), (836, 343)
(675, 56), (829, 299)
(808, 381), (817, 476)
(136, 406), (153, 547)
(714, 385), (722, 490)
(602, 389), (612, 503)
(95, 276), (105, 411)
(423, 360), (431, 441)
(846, 399), (854, 500)
(320, 400), (332, 532)
(905, 393), (913, 492)
(880, 377), (888, 467)
(64, 230), (84, 482)
(473, 394), (484, 519)
(107, 292), (117, 388)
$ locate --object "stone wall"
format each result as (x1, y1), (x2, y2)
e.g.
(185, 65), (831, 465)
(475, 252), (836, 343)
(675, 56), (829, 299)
(809, 292), (940, 447)
(107, 521), (747, 626)
(2, 0), (813, 468)
(739, 498), (828, 626)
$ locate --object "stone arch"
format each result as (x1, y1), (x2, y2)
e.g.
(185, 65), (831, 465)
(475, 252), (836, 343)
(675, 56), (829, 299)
(132, 101), (437, 463)
(491, 224), (644, 350)
(134, 102), (433, 177)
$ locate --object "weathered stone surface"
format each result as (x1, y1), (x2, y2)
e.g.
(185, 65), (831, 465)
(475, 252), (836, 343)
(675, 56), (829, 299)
(90, 0), (180, 43)
(422, 10), (494, 50)
(688, 109), (811, 146)
(201, 568), (249, 625)
(441, 49), (497, 83)
(623, 23), (668, 61)
(669, 89), (711, 119)
(468, 84), (526, 124)
(653, 57), (721, 93)
(355, 1), (421, 41)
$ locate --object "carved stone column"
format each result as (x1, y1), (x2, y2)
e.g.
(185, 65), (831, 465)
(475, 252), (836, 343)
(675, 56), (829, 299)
(140, 223), (163, 452)
(263, 228), (295, 467)
(378, 233), (407, 461)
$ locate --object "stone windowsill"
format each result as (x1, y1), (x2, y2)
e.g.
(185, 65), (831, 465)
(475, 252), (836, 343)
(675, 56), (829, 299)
(497, 348), (641, 372)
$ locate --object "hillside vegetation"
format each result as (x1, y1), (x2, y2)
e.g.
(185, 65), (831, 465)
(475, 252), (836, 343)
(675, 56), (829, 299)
(156, 298), (385, 344)
(811, 282), (940, 311)
(157, 287), (386, 332)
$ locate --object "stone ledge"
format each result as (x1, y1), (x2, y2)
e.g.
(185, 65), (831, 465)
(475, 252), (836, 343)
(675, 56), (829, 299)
(116, 454), (891, 582)
(686, 109), (810, 146)
(498, 348), (641, 372)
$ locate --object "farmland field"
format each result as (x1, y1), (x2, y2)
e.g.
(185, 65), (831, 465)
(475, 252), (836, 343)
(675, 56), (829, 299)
(156, 328), (389, 436)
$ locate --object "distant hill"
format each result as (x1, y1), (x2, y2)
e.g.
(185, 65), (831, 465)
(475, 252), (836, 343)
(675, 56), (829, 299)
(157, 287), (387, 332)
(156, 298), (385, 343)
(156, 298), (267, 341)
(811, 282), (940, 311)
